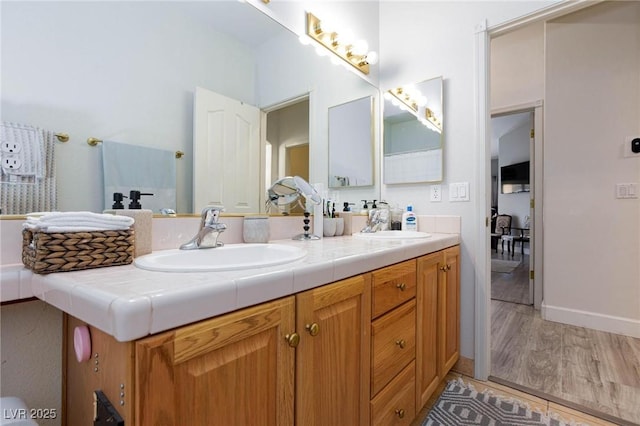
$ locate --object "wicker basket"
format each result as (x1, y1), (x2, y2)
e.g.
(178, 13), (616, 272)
(22, 228), (135, 274)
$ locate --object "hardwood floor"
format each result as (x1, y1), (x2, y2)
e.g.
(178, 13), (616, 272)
(412, 371), (623, 426)
(490, 299), (640, 425)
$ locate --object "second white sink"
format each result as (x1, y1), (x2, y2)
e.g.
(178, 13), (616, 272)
(134, 243), (307, 272)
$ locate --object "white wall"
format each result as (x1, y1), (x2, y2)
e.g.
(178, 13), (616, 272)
(1, 2), (258, 214)
(497, 119), (532, 229)
(378, 1), (560, 360)
(543, 1), (640, 335)
(490, 20), (545, 110)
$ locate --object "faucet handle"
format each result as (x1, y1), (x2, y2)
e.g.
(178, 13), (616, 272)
(201, 206), (224, 227)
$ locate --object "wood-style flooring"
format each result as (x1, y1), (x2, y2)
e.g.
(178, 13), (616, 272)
(491, 299), (640, 425)
(413, 372), (623, 426)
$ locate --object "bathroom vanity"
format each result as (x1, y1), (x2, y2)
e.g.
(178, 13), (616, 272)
(37, 235), (459, 426)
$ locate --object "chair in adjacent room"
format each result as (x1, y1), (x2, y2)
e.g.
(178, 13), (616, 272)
(490, 214), (512, 253)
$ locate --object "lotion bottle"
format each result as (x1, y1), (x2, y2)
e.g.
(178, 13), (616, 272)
(402, 205), (417, 231)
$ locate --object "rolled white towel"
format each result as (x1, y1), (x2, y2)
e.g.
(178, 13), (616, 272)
(24, 211), (134, 232)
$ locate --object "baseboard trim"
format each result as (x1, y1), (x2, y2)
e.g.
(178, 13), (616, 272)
(541, 302), (640, 338)
(451, 355), (474, 377)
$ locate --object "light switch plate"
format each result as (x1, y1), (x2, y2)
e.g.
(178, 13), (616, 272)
(430, 185), (442, 202)
(449, 182), (470, 202)
(616, 183), (638, 199)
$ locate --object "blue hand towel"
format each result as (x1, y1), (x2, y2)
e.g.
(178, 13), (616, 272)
(101, 140), (176, 213)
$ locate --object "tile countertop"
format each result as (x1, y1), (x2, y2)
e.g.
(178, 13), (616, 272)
(29, 233), (459, 342)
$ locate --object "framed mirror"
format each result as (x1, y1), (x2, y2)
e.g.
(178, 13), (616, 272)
(328, 96), (374, 188)
(383, 76), (443, 184)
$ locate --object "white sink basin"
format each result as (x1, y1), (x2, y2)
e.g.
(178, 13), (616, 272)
(354, 230), (432, 240)
(134, 243), (307, 272)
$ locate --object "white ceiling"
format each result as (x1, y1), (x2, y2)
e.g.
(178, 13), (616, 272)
(491, 111), (531, 158)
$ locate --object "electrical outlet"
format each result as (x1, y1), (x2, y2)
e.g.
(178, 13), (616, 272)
(1, 140), (22, 153)
(2, 156), (22, 170)
(430, 185), (442, 202)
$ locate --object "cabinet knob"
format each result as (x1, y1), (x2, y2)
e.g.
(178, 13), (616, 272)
(305, 323), (320, 336)
(395, 339), (406, 349)
(439, 265), (448, 272)
(447, 264), (452, 271)
(395, 409), (405, 418)
(396, 282), (406, 291)
(285, 333), (300, 348)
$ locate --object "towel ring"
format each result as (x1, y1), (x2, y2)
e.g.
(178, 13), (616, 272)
(55, 133), (70, 143)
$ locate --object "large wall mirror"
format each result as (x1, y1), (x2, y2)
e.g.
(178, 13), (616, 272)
(1, 1), (379, 216)
(383, 76), (443, 184)
(328, 96), (374, 188)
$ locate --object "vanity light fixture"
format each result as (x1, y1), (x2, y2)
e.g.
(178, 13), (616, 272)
(424, 108), (442, 133)
(385, 88), (419, 113)
(305, 12), (377, 75)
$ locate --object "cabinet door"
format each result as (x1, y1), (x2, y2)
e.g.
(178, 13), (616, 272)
(295, 275), (371, 426)
(439, 246), (460, 377)
(135, 296), (296, 426)
(416, 252), (442, 410)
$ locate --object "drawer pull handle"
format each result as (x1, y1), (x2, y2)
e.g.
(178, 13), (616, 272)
(305, 323), (320, 336)
(285, 333), (300, 348)
(396, 282), (406, 291)
(395, 409), (405, 418)
(395, 339), (406, 349)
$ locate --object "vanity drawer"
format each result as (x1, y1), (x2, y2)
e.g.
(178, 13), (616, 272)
(371, 300), (416, 397)
(370, 361), (416, 426)
(371, 259), (416, 319)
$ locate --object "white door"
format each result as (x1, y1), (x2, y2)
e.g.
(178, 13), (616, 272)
(193, 87), (261, 213)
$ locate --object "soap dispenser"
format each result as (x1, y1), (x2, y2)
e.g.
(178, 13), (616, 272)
(112, 192), (127, 209)
(128, 190), (154, 209)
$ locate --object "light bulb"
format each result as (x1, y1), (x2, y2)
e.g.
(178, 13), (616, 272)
(351, 39), (369, 56)
(339, 28), (355, 46)
(365, 51), (379, 65)
(315, 45), (328, 56)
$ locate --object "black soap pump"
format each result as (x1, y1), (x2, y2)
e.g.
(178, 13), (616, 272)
(128, 190), (154, 209)
(112, 192), (128, 209)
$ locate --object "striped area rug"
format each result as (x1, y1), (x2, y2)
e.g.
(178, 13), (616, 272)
(423, 379), (569, 426)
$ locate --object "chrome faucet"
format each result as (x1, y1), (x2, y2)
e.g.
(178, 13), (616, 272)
(360, 201), (390, 233)
(180, 206), (227, 250)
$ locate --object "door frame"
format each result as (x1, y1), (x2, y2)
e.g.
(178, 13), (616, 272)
(473, 0), (603, 381)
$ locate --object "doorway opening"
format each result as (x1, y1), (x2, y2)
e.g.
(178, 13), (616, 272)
(264, 96), (310, 213)
(489, 110), (533, 306)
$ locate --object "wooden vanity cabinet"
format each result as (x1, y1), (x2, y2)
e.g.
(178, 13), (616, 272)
(439, 246), (460, 378)
(369, 260), (417, 425)
(135, 296), (296, 426)
(295, 274), (371, 426)
(62, 245), (460, 426)
(64, 276), (370, 426)
(415, 245), (460, 410)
